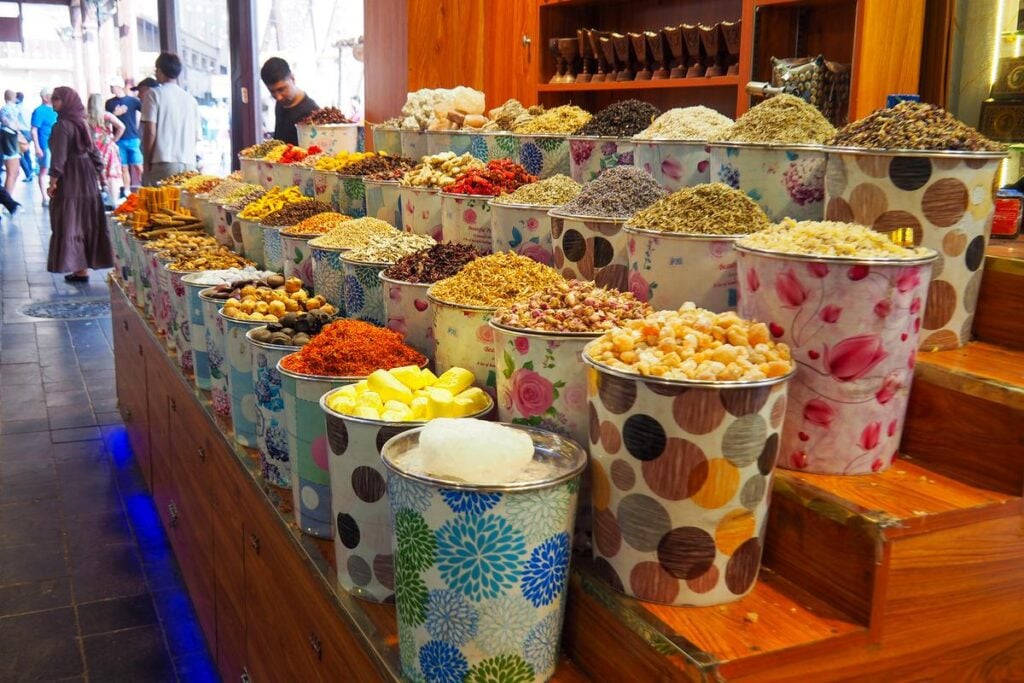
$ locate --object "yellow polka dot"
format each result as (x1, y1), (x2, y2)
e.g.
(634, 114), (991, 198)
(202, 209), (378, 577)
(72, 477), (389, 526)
(690, 459), (740, 509)
(591, 459), (611, 512)
(715, 509), (756, 555)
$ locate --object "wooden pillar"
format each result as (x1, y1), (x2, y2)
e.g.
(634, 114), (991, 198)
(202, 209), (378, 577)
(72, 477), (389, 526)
(364, 0), (408, 124)
(157, 0), (178, 54)
(117, 0), (139, 84)
(227, 0), (259, 167)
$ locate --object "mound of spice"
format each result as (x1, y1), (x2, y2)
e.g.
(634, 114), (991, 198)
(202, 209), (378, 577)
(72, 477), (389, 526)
(429, 252), (564, 308)
(248, 310), (336, 347)
(400, 152), (483, 188)
(344, 232), (437, 263)
(203, 273), (286, 299)
(829, 101), (1004, 152)
(279, 319), (426, 377)
(634, 106), (734, 141)
(240, 139), (284, 158)
(283, 212), (352, 236)
(261, 200), (334, 227)
(299, 107), (351, 125)
(158, 170), (199, 186)
(308, 217), (399, 250)
(628, 183), (770, 235)
(182, 267), (274, 287)
(492, 174), (581, 206)
(737, 218), (933, 259)
(587, 302), (794, 381)
(169, 249), (254, 271)
(218, 184), (265, 211)
(713, 94), (835, 145)
(574, 100), (660, 138)
(483, 98), (543, 131)
(237, 186), (307, 221)
(493, 279), (651, 333)
(383, 243), (480, 283)
(340, 154), (415, 177)
(366, 167), (407, 181)
(512, 105), (591, 135)
(181, 175), (222, 194)
(559, 166), (666, 218)
(276, 144), (320, 164)
(445, 159), (536, 196)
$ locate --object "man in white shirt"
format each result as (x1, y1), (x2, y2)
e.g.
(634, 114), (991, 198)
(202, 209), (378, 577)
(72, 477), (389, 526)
(140, 52), (199, 186)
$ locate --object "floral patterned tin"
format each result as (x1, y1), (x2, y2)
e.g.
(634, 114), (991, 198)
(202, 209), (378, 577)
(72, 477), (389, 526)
(212, 204), (234, 248)
(166, 266), (193, 373)
(199, 289), (231, 417)
(489, 133), (521, 162)
(584, 351), (793, 605)
(382, 424), (585, 683)
(400, 129), (429, 160)
(364, 179), (403, 230)
(340, 254), (388, 326)
(296, 166), (316, 198)
(262, 224), (284, 272)
(823, 147), (1005, 350)
(426, 130), (473, 156)
(632, 139), (711, 192)
(182, 276), (212, 390)
(153, 255), (176, 349)
(240, 156), (261, 184)
(549, 211), (629, 291)
(568, 136), (636, 184)
(441, 192), (493, 254)
(468, 131), (493, 162)
(313, 170), (343, 212)
(708, 141), (827, 222)
(381, 274), (434, 359)
(428, 293), (499, 404)
(220, 311), (265, 447)
(335, 174), (368, 218)
(517, 134), (570, 179)
(489, 201), (555, 265)
(257, 160), (275, 189)
(623, 227), (739, 312)
(400, 186), (443, 240)
(246, 331), (293, 488)
(268, 161), (299, 190)
(736, 244), (937, 475)
(237, 219), (266, 268)
(129, 235), (146, 308)
(195, 195), (219, 237)
(311, 245), (348, 314)
(281, 233), (316, 290)
(298, 123), (360, 156)
(372, 126), (402, 156)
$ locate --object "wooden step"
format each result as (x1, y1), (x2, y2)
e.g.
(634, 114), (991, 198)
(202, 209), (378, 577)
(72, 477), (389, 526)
(974, 247), (1024, 350)
(904, 341), (1024, 496)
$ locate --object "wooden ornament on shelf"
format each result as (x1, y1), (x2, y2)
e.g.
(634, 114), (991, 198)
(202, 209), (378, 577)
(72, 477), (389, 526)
(682, 23), (705, 78)
(630, 31), (653, 81)
(647, 30), (670, 80)
(611, 32), (635, 81)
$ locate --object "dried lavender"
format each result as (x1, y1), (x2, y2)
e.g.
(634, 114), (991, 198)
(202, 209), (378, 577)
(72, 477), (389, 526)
(574, 100), (661, 138)
(628, 183), (769, 235)
(712, 94), (835, 145)
(830, 101), (1005, 152)
(559, 166), (666, 218)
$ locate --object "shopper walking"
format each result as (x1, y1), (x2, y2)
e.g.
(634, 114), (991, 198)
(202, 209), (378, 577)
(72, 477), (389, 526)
(16, 92), (34, 181)
(141, 53), (198, 186)
(105, 77), (143, 194)
(260, 57), (318, 145)
(31, 87), (57, 207)
(87, 93), (125, 207)
(1, 90), (22, 195)
(46, 86), (113, 282)
(0, 186), (19, 217)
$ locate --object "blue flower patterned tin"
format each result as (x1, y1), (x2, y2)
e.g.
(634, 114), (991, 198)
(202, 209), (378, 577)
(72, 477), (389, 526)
(247, 331), (294, 488)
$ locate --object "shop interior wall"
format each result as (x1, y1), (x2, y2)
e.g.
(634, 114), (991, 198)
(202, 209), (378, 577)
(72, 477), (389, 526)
(948, 0), (1012, 127)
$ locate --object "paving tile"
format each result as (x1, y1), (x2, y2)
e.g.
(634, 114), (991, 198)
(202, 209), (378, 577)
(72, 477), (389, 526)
(0, 499), (63, 547)
(0, 363), (40, 386)
(0, 348), (40, 365)
(60, 479), (123, 516)
(0, 478), (58, 505)
(69, 542), (146, 603)
(44, 390), (91, 408)
(0, 430), (53, 458)
(82, 624), (175, 683)
(64, 510), (133, 552)
(0, 577), (72, 617)
(48, 409), (98, 430)
(42, 380), (86, 394)
(95, 411), (123, 427)
(0, 399), (48, 421)
(41, 365), (81, 384)
(77, 593), (159, 636)
(0, 418), (51, 435)
(52, 439), (107, 463)
(0, 541), (67, 585)
(0, 607), (83, 680)
(50, 426), (102, 443)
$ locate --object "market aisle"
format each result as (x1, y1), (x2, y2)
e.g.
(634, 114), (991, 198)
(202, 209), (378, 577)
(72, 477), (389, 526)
(0, 185), (218, 683)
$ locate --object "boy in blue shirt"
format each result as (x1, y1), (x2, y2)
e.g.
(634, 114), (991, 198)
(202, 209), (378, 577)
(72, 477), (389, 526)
(30, 87), (58, 207)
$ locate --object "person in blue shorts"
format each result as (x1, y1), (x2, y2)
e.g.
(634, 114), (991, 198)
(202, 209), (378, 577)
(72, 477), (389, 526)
(31, 87), (58, 206)
(105, 77), (143, 195)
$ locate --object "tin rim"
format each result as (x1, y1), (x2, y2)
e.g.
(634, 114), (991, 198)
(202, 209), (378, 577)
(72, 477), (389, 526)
(825, 145), (1007, 160)
(319, 388), (494, 428)
(439, 191), (498, 200)
(297, 122), (358, 130)
(218, 309), (274, 326)
(425, 289), (498, 312)
(398, 185), (441, 195)
(308, 243), (351, 254)
(378, 272), (431, 288)
(630, 137), (710, 145)
(362, 178), (400, 187)
(340, 253), (393, 268)
(280, 232), (316, 244)
(276, 353), (369, 382)
(488, 199), (561, 210)
(512, 133), (568, 140)
(622, 225), (745, 241)
(245, 327), (308, 351)
(706, 140), (829, 152)
(733, 242), (939, 267)
(567, 135), (638, 143)
(197, 287), (231, 303)
(489, 319), (604, 340)
(547, 209), (629, 223)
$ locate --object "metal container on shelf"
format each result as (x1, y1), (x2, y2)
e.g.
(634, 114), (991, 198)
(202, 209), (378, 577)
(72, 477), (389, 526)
(334, 173), (367, 218)
(516, 133), (571, 178)
(428, 292), (498, 405)
(370, 125), (402, 156)
(237, 219), (267, 268)
(340, 254), (388, 326)
(363, 179), (403, 230)
(219, 311), (266, 447)
(489, 200), (556, 265)
(567, 135), (637, 183)
(632, 138), (712, 192)
(280, 233), (316, 290)
(399, 129), (428, 160)
(182, 275), (214, 390)
(548, 210), (630, 291)
(310, 244), (348, 315)
(380, 273), (433, 359)
(398, 185), (442, 240)
(297, 122), (360, 156)
(198, 288), (231, 417)
(246, 330), (295, 488)
(440, 191), (493, 254)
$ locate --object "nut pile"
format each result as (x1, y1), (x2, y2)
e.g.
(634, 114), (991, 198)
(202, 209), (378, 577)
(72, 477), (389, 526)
(344, 233), (437, 264)
(169, 249), (254, 271)
(283, 212), (352, 236)
(587, 303), (794, 381)
(203, 274), (287, 299)
(560, 166), (666, 218)
(829, 101), (1005, 152)
(248, 310), (336, 347)
(308, 217), (399, 250)
(182, 267), (273, 286)
(383, 243), (479, 283)
(491, 175), (581, 206)
(628, 183), (770, 235)
(712, 94), (835, 145)
(216, 184), (265, 211)
(493, 280), (651, 333)
(366, 167), (408, 181)
(737, 218), (933, 259)
(181, 175), (222, 194)
(400, 152), (484, 188)
(634, 106), (734, 141)
(512, 105), (591, 135)
(237, 186), (307, 221)
(574, 100), (660, 137)
(261, 200), (334, 228)
(157, 171), (199, 186)
(217, 276), (338, 322)
(240, 140), (284, 158)
(299, 107), (351, 125)
(429, 252), (564, 308)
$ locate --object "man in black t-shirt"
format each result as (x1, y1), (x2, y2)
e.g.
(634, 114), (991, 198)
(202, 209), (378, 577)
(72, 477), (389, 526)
(105, 77), (143, 193)
(259, 57), (318, 146)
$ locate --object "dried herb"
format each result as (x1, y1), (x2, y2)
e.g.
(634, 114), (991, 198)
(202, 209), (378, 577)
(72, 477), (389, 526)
(628, 183), (769, 235)
(493, 279), (651, 333)
(511, 105), (591, 135)
(446, 160), (536, 196)
(429, 252), (564, 308)
(829, 101), (1005, 152)
(634, 106), (733, 141)
(261, 200), (334, 227)
(492, 175), (582, 207)
(383, 243), (480, 283)
(560, 166), (666, 219)
(300, 107), (351, 125)
(574, 100), (660, 137)
(340, 155), (415, 177)
(712, 94), (835, 145)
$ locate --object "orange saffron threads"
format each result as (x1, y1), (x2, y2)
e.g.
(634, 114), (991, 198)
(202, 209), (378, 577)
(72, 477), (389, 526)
(279, 319), (425, 377)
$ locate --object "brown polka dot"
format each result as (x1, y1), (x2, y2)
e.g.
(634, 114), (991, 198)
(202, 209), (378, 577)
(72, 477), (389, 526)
(551, 217), (564, 239)
(691, 459), (740, 509)
(921, 329), (960, 351)
(825, 156), (848, 195)
(589, 220), (625, 237)
(922, 178), (968, 227)
(740, 475), (768, 510)
(595, 263), (629, 291)
(553, 246), (565, 268)
(942, 230), (967, 256)
(724, 537), (763, 594)
(591, 459), (611, 511)
(720, 385), (771, 417)
(855, 153), (890, 178)
(686, 564), (719, 594)
(593, 508), (622, 557)
(592, 557), (625, 593)
(930, 253), (945, 279)
(770, 396), (787, 429)
(965, 157), (991, 169)
(348, 556), (372, 586)
(889, 156), (932, 191)
(373, 554), (394, 590)
(646, 381), (686, 397)
(352, 465), (386, 503)
(965, 234), (986, 272)
(964, 270), (983, 314)
(641, 438), (708, 500)
(561, 267), (576, 280)
(715, 509), (756, 555)
(722, 414), (768, 467)
(757, 433), (779, 475)
(326, 415), (348, 455)
(674, 388), (726, 434)
(873, 210), (922, 246)
(588, 401), (600, 445)
(610, 459), (635, 491)
(923, 279), (957, 330)
(598, 372), (636, 414)
(848, 183), (888, 224)
(825, 197), (855, 223)
(630, 561), (680, 604)
(618, 494), (672, 552)
(600, 421), (622, 454)
(657, 526), (717, 580)
(932, 156), (963, 171)
(377, 425), (410, 453)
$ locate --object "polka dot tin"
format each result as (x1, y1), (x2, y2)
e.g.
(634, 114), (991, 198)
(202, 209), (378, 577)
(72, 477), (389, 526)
(549, 212), (630, 292)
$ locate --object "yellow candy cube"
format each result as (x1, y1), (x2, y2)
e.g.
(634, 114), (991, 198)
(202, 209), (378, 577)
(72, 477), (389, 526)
(354, 406), (380, 420)
(418, 368), (439, 387)
(391, 365), (431, 390)
(368, 369), (414, 404)
(433, 367), (474, 395)
(455, 386), (491, 412)
(328, 395), (356, 415)
(426, 388), (455, 418)
(410, 396), (428, 420)
(333, 384), (358, 400)
(357, 391), (384, 412)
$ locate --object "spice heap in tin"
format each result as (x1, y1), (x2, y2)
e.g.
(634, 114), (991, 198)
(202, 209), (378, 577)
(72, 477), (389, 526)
(282, 212), (352, 236)
(157, 170), (199, 186)
(260, 200), (334, 227)
(218, 276), (337, 322)
(280, 319), (426, 377)
(248, 310), (336, 347)
(299, 106), (351, 125)
(240, 139), (284, 158)
(308, 217), (399, 250)
(183, 267), (274, 287)
(169, 249), (254, 271)
(180, 175), (222, 194)
(634, 106), (734, 141)
(587, 302), (794, 381)
(628, 183), (770, 235)
(400, 152), (484, 188)
(712, 94), (835, 145)
(492, 174), (581, 206)
(237, 186), (307, 221)
(445, 159), (536, 196)
(218, 185), (265, 211)
(383, 243), (479, 283)
(274, 144), (320, 164)
(512, 105), (591, 135)
(314, 150), (376, 172)
(482, 98), (545, 131)
(574, 100), (660, 137)
(737, 218), (933, 259)
(339, 154), (415, 177)
(344, 233), (436, 263)
(560, 166), (667, 218)
(326, 366), (491, 421)
(829, 101), (1004, 152)
(429, 251), (564, 307)
(493, 280), (651, 333)
(366, 167), (408, 181)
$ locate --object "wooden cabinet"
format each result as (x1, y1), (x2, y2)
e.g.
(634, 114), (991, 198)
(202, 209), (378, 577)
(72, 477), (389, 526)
(484, 0), (539, 106)
(112, 294), (150, 486)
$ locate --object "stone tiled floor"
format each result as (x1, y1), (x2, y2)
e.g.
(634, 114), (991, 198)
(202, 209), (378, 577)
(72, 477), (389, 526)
(0, 184), (218, 682)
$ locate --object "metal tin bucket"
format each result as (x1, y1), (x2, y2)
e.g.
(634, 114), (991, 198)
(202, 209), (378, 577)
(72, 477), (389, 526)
(195, 195), (219, 236)
(268, 162), (298, 189)
(371, 126), (402, 156)
(708, 141), (827, 222)
(313, 170), (342, 211)
(568, 135), (637, 183)
(823, 147), (1006, 350)
(425, 130), (473, 156)
(335, 174), (367, 218)
(220, 311), (266, 447)
(182, 276), (213, 390)
(489, 201), (556, 265)
(129, 235), (146, 308)
(487, 132), (520, 161)
(153, 254), (176, 348)
(246, 331), (294, 488)
(516, 133), (570, 178)
(212, 204), (233, 247)
(623, 227), (740, 312)
(441, 192), (493, 254)
(237, 219), (266, 268)
(381, 274), (433, 359)
(735, 243), (938, 474)
(382, 424), (585, 682)
(340, 254), (388, 326)
(583, 351), (793, 605)
(281, 233), (316, 290)
(364, 179), (403, 230)
(549, 211), (629, 290)
(429, 293), (498, 402)
(296, 166), (316, 197)
(262, 224), (284, 272)
(632, 139), (711, 192)
(399, 186), (442, 240)
(467, 131), (493, 161)
(400, 129), (428, 160)
(297, 123), (360, 156)
(166, 266), (193, 372)
(311, 245), (348, 314)
(240, 156), (261, 184)
(199, 289), (231, 416)
(257, 160), (275, 189)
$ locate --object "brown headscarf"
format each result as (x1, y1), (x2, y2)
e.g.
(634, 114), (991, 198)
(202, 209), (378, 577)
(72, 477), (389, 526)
(52, 86), (90, 152)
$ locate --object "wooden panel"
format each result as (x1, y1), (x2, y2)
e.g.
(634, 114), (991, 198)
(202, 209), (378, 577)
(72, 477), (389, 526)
(407, 0), (486, 91)
(849, 0), (926, 118)
(484, 0), (538, 106)
(364, 0), (408, 124)
(145, 355), (171, 486)
(974, 257), (1024, 350)
(918, 0), (955, 106)
(111, 291), (150, 486)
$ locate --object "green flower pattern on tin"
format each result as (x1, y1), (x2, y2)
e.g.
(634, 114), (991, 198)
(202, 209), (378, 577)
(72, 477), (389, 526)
(465, 653), (535, 683)
(395, 561), (429, 627)
(395, 509), (436, 573)
(503, 484), (572, 544)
